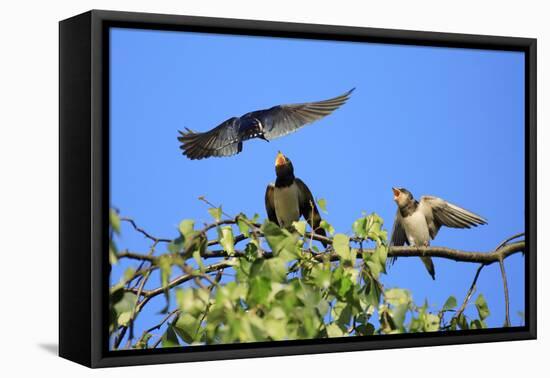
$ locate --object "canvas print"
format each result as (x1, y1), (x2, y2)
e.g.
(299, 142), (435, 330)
(108, 27), (526, 350)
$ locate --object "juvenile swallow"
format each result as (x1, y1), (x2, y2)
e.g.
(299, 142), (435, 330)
(178, 89), (354, 160)
(265, 152), (327, 246)
(389, 187), (488, 279)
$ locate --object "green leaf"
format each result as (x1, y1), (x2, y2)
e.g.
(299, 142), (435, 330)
(319, 220), (335, 236)
(167, 235), (185, 254)
(317, 198), (328, 213)
(385, 288), (411, 306)
(442, 296), (457, 312)
(265, 313), (288, 340)
(365, 277), (382, 308)
(109, 240), (118, 265)
(178, 219), (195, 237)
(176, 288), (209, 317)
(352, 217), (366, 238)
(292, 220), (307, 236)
(364, 213), (387, 243)
(174, 313), (201, 344)
(157, 255), (174, 313)
(310, 265), (331, 289)
(250, 257), (288, 283)
(366, 260), (382, 279)
(470, 319), (485, 329)
(161, 325), (180, 348)
(208, 207), (222, 222)
(248, 276), (272, 306)
(247, 313), (268, 341)
(372, 244), (388, 273)
(337, 274), (353, 298)
(333, 234), (351, 262)
(111, 291), (137, 327)
(183, 232), (206, 260)
(158, 255), (172, 288)
(326, 323), (346, 338)
(110, 209), (121, 235)
(193, 249), (204, 271)
(243, 241), (259, 261)
(236, 215), (250, 237)
(219, 226), (235, 256)
(408, 317), (423, 333)
(117, 311), (132, 327)
(135, 333), (152, 349)
(457, 313), (469, 330)
(391, 304), (409, 329)
(424, 313), (440, 332)
(475, 294), (490, 320)
(261, 221), (299, 261)
(332, 301), (353, 327)
(379, 308), (397, 333)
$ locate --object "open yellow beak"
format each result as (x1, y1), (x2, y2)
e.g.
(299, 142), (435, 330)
(275, 151), (286, 167)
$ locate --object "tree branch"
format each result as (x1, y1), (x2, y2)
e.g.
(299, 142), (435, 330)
(385, 242), (524, 265)
(119, 240), (524, 267)
(122, 241), (524, 309)
(131, 260), (235, 308)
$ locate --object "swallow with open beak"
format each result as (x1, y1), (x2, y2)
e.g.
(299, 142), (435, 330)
(265, 152), (327, 247)
(389, 187), (488, 279)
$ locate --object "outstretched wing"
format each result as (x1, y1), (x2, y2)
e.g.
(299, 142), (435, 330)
(419, 196), (488, 239)
(388, 211), (408, 266)
(178, 117), (242, 160)
(264, 183), (278, 225)
(295, 178), (327, 246)
(390, 211), (408, 247)
(250, 88), (354, 141)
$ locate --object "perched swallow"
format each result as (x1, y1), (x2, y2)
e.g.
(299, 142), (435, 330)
(389, 187), (488, 279)
(178, 89), (354, 160)
(265, 152), (327, 246)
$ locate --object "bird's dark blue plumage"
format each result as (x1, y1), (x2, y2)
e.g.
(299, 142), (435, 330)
(238, 115), (269, 142)
(178, 88), (354, 160)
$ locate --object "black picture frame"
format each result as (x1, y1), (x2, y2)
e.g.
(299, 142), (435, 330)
(59, 9), (537, 368)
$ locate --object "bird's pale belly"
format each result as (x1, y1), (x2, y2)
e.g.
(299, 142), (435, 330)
(402, 212), (431, 246)
(274, 184), (300, 228)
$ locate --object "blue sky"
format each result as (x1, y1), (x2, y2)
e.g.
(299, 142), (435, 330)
(109, 27), (525, 346)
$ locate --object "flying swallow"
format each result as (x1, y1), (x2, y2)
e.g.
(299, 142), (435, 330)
(178, 89), (354, 160)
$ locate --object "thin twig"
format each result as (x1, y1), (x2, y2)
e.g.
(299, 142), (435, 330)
(126, 270), (152, 347)
(499, 258), (511, 327)
(120, 217), (172, 243)
(495, 232), (525, 250)
(113, 326), (127, 350)
(454, 264), (484, 322)
(134, 308), (181, 349)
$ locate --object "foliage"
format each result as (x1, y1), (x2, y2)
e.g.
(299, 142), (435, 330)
(108, 202), (497, 350)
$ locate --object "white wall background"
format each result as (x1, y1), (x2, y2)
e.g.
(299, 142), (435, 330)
(0, 0), (546, 376)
